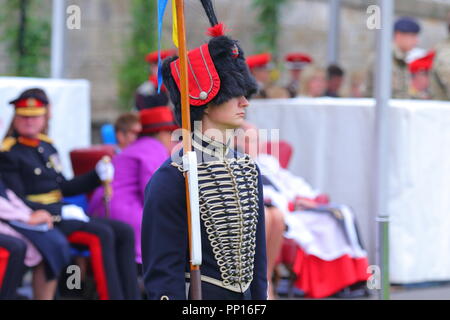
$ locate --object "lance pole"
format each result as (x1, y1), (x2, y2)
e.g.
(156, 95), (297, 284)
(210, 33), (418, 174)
(175, 0), (202, 300)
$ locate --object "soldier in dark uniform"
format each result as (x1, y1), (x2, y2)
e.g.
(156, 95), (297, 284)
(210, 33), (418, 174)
(0, 88), (140, 300)
(141, 18), (268, 300)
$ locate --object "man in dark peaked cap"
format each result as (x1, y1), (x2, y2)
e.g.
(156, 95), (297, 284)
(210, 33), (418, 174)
(141, 18), (268, 299)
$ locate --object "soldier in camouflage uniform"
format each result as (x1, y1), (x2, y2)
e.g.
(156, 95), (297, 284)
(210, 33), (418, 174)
(365, 17), (421, 99)
(430, 14), (450, 100)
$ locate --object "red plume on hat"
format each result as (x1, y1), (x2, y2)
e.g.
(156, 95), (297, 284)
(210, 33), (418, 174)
(207, 22), (226, 38)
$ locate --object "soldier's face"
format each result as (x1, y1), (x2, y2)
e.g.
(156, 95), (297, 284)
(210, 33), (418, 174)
(14, 115), (46, 138)
(204, 96), (249, 130)
(394, 32), (419, 53)
(116, 122), (142, 150)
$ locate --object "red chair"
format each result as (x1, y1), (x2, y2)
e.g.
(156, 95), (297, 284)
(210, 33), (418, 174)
(66, 145), (115, 300)
(70, 145), (115, 177)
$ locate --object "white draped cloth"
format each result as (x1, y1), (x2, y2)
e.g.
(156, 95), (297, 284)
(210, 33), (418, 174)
(257, 154), (367, 261)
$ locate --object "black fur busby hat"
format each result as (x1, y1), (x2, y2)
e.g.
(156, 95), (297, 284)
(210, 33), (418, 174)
(161, 2), (257, 129)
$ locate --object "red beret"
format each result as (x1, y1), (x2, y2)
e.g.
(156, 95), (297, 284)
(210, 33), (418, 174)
(409, 51), (435, 74)
(246, 53), (272, 70)
(145, 49), (177, 64)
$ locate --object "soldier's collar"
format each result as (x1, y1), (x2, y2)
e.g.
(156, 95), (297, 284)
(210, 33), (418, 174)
(192, 130), (233, 160)
(16, 134), (52, 148)
(17, 136), (40, 148)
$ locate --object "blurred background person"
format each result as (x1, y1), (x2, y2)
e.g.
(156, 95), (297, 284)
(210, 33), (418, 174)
(365, 16), (421, 99)
(88, 94), (177, 268)
(284, 53), (313, 98)
(325, 64), (345, 97)
(298, 65), (327, 97)
(247, 53), (290, 99)
(114, 112), (142, 152)
(257, 150), (369, 299)
(237, 121), (369, 299)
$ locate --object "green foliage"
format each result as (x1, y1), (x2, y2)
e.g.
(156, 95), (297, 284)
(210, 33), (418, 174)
(0, 0), (51, 77)
(117, 0), (157, 110)
(251, 0), (287, 56)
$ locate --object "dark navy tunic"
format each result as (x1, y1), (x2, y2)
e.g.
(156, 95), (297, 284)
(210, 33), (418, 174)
(141, 133), (267, 300)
